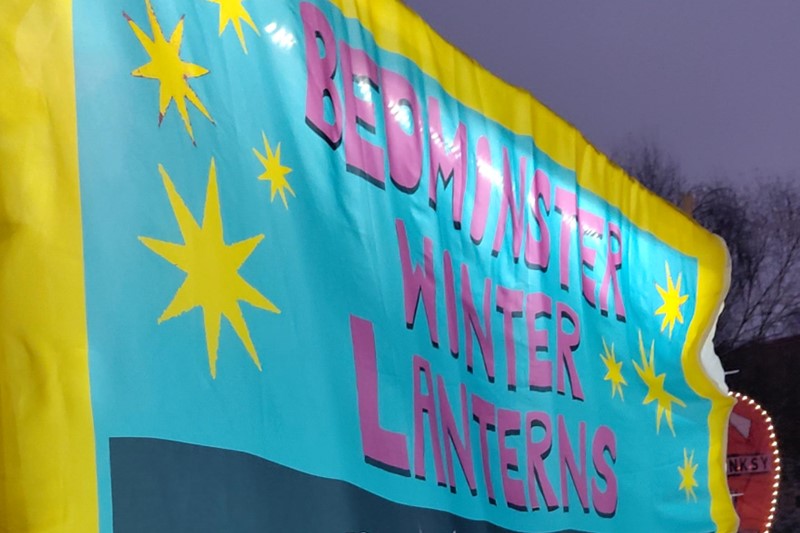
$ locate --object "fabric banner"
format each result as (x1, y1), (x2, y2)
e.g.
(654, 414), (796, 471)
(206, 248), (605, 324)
(1, 0), (737, 531)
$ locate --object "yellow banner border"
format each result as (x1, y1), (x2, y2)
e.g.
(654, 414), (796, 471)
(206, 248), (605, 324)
(331, 0), (737, 530)
(0, 0), (98, 530)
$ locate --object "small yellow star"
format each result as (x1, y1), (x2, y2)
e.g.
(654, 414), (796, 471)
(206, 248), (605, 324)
(678, 448), (699, 502)
(253, 132), (295, 208)
(125, 0), (214, 143)
(140, 158), (280, 378)
(654, 262), (689, 338)
(633, 330), (686, 435)
(208, 0), (260, 53)
(599, 338), (627, 400)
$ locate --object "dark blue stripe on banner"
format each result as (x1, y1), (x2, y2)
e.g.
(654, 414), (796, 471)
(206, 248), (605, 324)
(110, 437), (589, 533)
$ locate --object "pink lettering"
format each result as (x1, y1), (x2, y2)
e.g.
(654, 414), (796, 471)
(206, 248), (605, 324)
(428, 97), (468, 228)
(470, 136), (494, 244)
(412, 355), (446, 485)
(555, 187), (577, 291)
(472, 394), (497, 504)
(556, 302), (584, 400)
(498, 408), (526, 511)
(526, 292), (553, 391)
(496, 285), (523, 391)
(492, 150), (526, 260)
(591, 425), (618, 517)
(350, 315), (410, 475)
(443, 250), (460, 356)
(383, 69), (423, 193)
(437, 378), (477, 494)
(395, 219), (439, 347)
(526, 411), (559, 510)
(524, 169), (551, 270)
(577, 207), (604, 307)
(461, 264), (494, 382)
(558, 415), (589, 512)
(301, 3), (342, 148)
(600, 221), (626, 320)
(341, 42), (384, 187)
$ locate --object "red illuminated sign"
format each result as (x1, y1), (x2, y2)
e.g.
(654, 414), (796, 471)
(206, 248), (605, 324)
(726, 392), (781, 532)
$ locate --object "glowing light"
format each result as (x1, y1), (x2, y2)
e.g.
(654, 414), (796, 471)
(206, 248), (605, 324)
(387, 100), (413, 132)
(271, 27), (296, 49)
(356, 79), (373, 102)
(263, 20), (296, 49)
(477, 157), (503, 187)
(560, 213), (578, 230)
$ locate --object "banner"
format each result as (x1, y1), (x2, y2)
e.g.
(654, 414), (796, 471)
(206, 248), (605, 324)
(1, 0), (737, 531)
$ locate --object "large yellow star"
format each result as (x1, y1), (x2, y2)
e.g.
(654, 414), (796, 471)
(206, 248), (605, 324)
(140, 158), (280, 378)
(208, 0), (260, 53)
(678, 448), (699, 502)
(633, 330), (686, 435)
(253, 132), (295, 208)
(654, 262), (689, 338)
(599, 338), (627, 400)
(125, 0), (214, 144)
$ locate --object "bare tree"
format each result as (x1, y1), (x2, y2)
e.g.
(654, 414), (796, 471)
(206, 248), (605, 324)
(613, 137), (687, 206)
(691, 180), (800, 353)
(614, 141), (800, 355)
(738, 181), (800, 343)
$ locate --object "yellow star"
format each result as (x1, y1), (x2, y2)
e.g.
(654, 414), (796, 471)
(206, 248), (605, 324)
(125, 0), (214, 144)
(678, 448), (699, 502)
(139, 158), (280, 378)
(253, 132), (295, 209)
(632, 330), (686, 435)
(654, 262), (689, 338)
(208, 0), (260, 53)
(599, 338), (627, 400)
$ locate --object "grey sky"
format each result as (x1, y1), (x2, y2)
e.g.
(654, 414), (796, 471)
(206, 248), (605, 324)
(402, 0), (800, 186)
